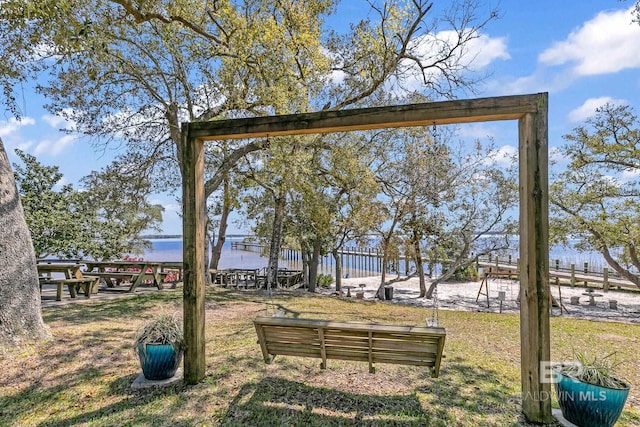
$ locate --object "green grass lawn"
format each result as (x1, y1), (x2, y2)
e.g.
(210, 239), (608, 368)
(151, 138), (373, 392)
(1, 288), (638, 426)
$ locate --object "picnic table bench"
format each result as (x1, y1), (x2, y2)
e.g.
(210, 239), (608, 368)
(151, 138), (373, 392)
(87, 271), (140, 287)
(39, 276), (100, 301)
(253, 316), (446, 377)
(83, 261), (165, 292)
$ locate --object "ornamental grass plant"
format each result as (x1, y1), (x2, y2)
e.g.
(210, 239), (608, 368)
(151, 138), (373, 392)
(556, 351), (628, 390)
(133, 313), (184, 356)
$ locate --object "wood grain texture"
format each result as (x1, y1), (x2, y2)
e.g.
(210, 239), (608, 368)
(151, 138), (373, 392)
(253, 316), (446, 377)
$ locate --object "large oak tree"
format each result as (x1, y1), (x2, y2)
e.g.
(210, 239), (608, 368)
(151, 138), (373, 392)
(0, 139), (50, 346)
(551, 104), (640, 289)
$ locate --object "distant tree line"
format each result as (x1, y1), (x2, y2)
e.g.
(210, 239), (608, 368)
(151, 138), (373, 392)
(12, 150), (162, 261)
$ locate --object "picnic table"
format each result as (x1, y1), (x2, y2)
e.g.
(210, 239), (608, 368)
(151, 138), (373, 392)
(37, 262), (84, 279)
(83, 260), (165, 292)
(582, 289), (603, 306)
(37, 262), (99, 300)
(343, 285), (355, 297)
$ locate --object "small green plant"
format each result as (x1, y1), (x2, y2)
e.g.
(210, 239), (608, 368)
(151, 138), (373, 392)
(556, 351), (628, 390)
(317, 274), (334, 287)
(134, 313), (185, 356)
(452, 265), (479, 282)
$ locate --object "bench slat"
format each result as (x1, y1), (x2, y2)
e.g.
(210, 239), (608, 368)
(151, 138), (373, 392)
(254, 316), (446, 377)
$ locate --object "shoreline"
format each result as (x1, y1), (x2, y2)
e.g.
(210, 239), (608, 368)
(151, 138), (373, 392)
(324, 275), (640, 325)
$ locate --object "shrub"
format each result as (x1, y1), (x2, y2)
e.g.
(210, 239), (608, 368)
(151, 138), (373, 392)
(452, 265), (479, 282)
(317, 274), (334, 287)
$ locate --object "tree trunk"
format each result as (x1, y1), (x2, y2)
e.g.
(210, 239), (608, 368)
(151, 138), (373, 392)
(210, 176), (231, 271)
(332, 248), (342, 292)
(426, 247), (471, 298)
(413, 230), (426, 298)
(601, 243), (640, 288)
(300, 241), (310, 285)
(266, 192), (286, 289)
(204, 229), (212, 284)
(376, 238), (390, 299)
(308, 236), (322, 293)
(586, 229), (640, 289)
(0, 139), (50, 346)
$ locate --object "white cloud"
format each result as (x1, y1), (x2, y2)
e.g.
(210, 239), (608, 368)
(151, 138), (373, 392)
(0, 117), (35, 137)
(549, 147), (565, 163)
(398, 30), (509, 93)
(412, 30), (510, 70)
(33, 135), (76, 156)
(54, 176), (70, 188)
(488, 69), (577, 96)
(539, 7), (640, 76)
(42, 108), (78, 132)
(457, 123), (498, 140)
(567, 96), (627, 122)
(621, 168), (640, 181)
(462, 33), (511, 68)
(486, 144), (517, 167)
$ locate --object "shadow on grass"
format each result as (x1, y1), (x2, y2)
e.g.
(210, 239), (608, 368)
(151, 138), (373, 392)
(42, 291), (184, 323)
(221, 376), (428, 426)
(420, 356), (522, 424)
(0, 370), (187, 427)
(33, 373), (185, 427)
(220, 356), (524, 426)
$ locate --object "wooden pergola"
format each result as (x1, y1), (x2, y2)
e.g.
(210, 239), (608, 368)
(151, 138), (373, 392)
(179, 93), (551, 423)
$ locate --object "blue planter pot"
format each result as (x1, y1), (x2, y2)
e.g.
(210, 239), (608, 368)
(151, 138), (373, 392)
(553, 368), (629, 427)
(137, 343), (183, 380)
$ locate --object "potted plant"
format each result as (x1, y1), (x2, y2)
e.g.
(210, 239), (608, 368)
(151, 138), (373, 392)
(553, 351), (629, 427)
(134, 313), (185, 380)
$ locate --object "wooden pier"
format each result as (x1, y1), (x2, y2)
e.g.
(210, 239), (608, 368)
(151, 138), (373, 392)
(477, 259), (638, 291)
(210, 267), (303, 289)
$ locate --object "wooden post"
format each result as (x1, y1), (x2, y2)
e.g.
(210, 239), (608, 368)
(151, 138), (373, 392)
(181, 126), (206, 384)
(603, 267), (609, 292)
(570, 263), (575, 287)
(518, 94), (551, 423)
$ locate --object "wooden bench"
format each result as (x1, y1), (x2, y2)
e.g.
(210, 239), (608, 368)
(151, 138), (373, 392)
(51, 276), (100, 301)
(253, 316), (446, 377)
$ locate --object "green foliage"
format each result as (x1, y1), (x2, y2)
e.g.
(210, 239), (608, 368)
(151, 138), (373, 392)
(551, 104), (640, 288)
(77, 155), (163, 260)
(373, 127), (517, 290)
(12, 149), (79, 257)
(4, 290), (640, 425)
(13, 150), (162, 259)
(316, 273), (333, 287)
(451, 265), (479, 282)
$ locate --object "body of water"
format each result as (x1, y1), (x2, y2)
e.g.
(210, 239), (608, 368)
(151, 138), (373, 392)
(143, 238), (266, 269)
(142, 237), (614, 278)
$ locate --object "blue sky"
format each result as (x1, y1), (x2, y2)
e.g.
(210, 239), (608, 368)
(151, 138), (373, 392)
(2, 1), (640, 235)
